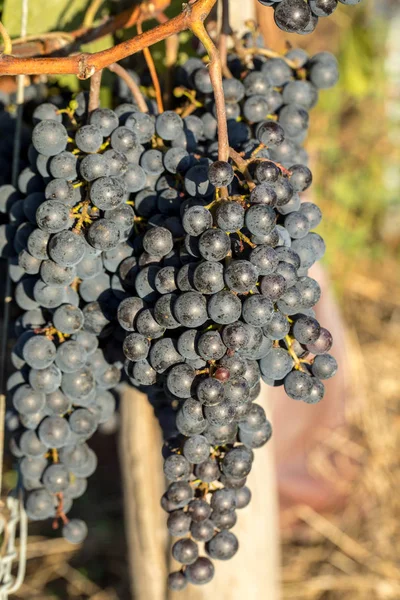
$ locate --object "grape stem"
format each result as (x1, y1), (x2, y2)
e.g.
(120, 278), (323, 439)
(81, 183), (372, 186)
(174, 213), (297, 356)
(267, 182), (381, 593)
(0, 20), (12, 55)
(33, 325), (68, 343)
(137, 20), (164, 114)
(107, 62), (148, 113)
(218, 0), (233, 79)
(53, 493), (69, 527)
(0, 0), (218, 77)
(235, 230), (256, 249)
(156, 11), (180, 109)
(88, 68), (103, 113)
(189, 16), (229, 167)
(83, 0), (106, 28)
(228, 147), (256, 190)
(72, 199), (93, 232)
(284, 335), (306, 372)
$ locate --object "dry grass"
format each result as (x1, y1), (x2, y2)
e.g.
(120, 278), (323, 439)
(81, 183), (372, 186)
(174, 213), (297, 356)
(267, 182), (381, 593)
(281, 258), (400, 600)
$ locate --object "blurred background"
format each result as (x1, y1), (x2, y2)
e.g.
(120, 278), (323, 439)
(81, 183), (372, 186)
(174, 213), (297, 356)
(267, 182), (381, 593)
(1, 0), (400, 598)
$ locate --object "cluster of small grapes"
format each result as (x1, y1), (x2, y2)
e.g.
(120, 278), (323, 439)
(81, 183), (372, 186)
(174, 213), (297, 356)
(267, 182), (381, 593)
(0, 100), (130, 543)
(257, 0), (362, 34)
(116, 44), (339, 588)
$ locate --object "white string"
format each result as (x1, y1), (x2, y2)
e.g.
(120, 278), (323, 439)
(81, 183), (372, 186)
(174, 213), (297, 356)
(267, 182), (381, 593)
(0, 0), (29, 596)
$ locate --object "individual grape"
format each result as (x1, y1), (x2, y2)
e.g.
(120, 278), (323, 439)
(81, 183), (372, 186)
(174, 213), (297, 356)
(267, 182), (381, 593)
(242, 295), (274, 327)
(143, 227), (173, 257)
(32, 102), (62, 124)
(206, 530), (238, 560)
(56, 341), (88, 373)
(90, 176), (126, 211)
(245, 204), (276, 237)
(29, 364), (62, 394)
(164, 454), (191, 482)
(210, 488), (236, 514)
(259, 347), (293, 380)
(304, 377), (325, 404)
(311, 353), (338, 379)
(167, 481), (194, 508)
(284, 370), (313, 400)
(167, 510), (191, 537)
(46, 390), (71, 415)
(25, 488), (54, 520)
(309, 54), (340, 89)
(110, 126), (140, 153)
(89, 107), (119, 136)
(79, 154), (108, 181)
(166, 363), (195, 398)
(13, 384), (45, 415)
(256, 120), (285, 146)
(61, 367), (95, 400)
(292, 315), (321, 344)
(208, 161), (234, 187)
(44, 178), (76, 206)
(62, 519), (88, 544)
(154, 294), (180, 328)
(193, 261), (224, 294)
(123, 333), (150, 362)
(284, 211), (311, 239)
(53, 304), (84, 335)
(190, 519), (215, 543)
(43, 463), (69, 493)
(183, 435), (210, 464)
(75, 125), (102, 153)
(49, 151), (78, 180)
(274, 0), (312, 33)
(197, 330), (226, 361)
(215, 201), (244, 232)
(276, 286), (303, 314)
(18, 249), (41, 275)
(198, 229), (230, 262)
(36, 200), (73, 234)
(172, 538), (199, 565)
(224, 260), (258, 293)
(174, 291), (208, 328)
(32, 120), (68, 156)
(185, 557), (215, 585)
(140, 149), (164, 176)
(48, 230), (85, 267)
(196, 377), (224, 407)
(239, 421), (272, 448)
(207, 291), (241, 325)
(87, 219), (120, 250)
(69, 408), (98, 438)
(194, 458), (220, 483)
(27, 228), (50, 260)
(64, 477), (88, 500)
(167, 571), (187, 591)
(22, 335), (56, 369)
(155, 111), (184, 141)
(38, 416), (71, 448)
(263, 311), (290, 340)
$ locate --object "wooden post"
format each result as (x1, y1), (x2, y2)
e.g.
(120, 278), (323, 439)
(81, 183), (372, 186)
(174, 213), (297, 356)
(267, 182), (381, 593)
(119, 384), (168, 600)
(119, 384), (280, 600)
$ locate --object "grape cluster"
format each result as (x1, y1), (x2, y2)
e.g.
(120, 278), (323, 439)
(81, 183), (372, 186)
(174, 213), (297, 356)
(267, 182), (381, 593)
(1, 99), (126, 543)
(116, 41), (338, 588)
(1, 32), (338, 585)
(258, 0), (362, 34)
